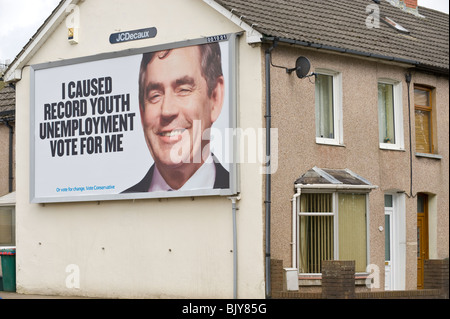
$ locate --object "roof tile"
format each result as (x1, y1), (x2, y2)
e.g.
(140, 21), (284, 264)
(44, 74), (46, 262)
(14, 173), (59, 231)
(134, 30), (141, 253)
(216, 0), (449, 70)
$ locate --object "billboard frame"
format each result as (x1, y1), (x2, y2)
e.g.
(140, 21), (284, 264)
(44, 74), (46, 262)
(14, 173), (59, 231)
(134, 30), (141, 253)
(30, 33), (241, 203)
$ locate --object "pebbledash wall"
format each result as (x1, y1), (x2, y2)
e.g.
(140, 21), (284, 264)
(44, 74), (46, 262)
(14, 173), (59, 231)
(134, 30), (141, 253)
(268, 44), (449, 291)
(12, 0), (265, 298)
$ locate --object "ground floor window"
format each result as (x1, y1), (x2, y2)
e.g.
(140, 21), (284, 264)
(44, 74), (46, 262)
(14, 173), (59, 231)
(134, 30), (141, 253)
(0, 206), (15, 247)
(298, 192), (367, 274)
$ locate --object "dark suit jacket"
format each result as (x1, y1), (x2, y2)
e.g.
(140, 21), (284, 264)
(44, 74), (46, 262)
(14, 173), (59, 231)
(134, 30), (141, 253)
(122, 155), (229, 193)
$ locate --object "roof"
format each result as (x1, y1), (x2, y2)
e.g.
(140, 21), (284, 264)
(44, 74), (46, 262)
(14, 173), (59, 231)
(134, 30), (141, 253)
(4, 0), (449, 82)
(0, 85), (15, 121)
(295, 167), (376, 189)
(214, 0), (449, 72)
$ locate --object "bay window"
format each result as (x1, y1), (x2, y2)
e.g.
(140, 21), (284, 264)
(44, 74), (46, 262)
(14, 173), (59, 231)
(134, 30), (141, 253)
(298, 192), (368, 274)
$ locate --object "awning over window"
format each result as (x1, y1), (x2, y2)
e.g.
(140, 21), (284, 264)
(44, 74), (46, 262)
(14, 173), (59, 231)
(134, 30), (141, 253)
(295, 167), (377, 191)
(0, 192), (16, 206)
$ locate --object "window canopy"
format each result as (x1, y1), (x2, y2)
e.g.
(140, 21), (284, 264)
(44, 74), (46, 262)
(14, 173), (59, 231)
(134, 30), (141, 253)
(294, 167), (377, 191)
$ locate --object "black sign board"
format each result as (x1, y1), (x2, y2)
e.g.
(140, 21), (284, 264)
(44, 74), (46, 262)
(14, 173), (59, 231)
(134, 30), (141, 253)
(110, 27), (157, 44)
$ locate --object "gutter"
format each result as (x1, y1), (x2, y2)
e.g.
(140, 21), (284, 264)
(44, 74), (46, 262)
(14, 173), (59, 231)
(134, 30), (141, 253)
(202, 0), (263, 44)
(262, 36), (449, 76)
(295, 184), (378, 191)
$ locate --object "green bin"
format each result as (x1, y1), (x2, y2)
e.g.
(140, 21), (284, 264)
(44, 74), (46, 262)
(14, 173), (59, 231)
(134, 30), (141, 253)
(0, 249), (16, 292)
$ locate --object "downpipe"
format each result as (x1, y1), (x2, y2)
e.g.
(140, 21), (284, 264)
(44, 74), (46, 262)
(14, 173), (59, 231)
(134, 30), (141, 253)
(264, 39), (278, 298)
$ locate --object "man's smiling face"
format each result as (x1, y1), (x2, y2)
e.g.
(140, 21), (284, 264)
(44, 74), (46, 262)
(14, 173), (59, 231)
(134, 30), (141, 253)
(140, 46), (221, 170)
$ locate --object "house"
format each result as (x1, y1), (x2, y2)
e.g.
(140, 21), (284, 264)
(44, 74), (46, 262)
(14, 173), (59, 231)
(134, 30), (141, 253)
(211, 0), (448, 292)
(0, 83), (16, 249)
(2, 0), (448, 298)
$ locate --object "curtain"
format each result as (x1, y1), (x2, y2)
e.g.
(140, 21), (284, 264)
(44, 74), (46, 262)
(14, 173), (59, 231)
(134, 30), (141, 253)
(299, 194), (334, 273)
(414, 88), (432, 153)
(315, 74), (334, 139)
(378, 83), (395, 144)
(0, 207), (14, 245)
(415, 110), (431, 153)
(338, 194), (367, 272)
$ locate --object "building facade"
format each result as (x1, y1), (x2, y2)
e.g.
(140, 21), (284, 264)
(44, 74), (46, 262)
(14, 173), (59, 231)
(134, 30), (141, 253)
(2, 0), (449, 298)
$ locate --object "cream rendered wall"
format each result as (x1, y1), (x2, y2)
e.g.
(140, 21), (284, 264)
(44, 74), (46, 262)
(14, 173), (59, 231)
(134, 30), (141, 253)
(15, 0), (265, 298)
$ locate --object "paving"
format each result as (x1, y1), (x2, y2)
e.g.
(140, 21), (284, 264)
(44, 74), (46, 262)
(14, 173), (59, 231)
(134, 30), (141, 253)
(0, 291), (95, 299)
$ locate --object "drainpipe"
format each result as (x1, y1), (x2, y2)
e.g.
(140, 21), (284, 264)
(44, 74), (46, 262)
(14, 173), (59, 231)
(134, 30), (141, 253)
(264, 39), (278, 298)
(229, 195), (240, 299)
(1, 119), (14, 193)
(405, 72), (415, 198)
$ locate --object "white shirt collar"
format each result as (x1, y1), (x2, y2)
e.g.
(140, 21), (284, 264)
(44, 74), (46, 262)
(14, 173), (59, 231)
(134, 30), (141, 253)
(148, 154), (216, 192)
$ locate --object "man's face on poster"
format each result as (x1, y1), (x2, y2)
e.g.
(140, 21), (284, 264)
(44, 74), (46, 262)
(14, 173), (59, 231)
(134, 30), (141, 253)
(139, 46), (224, 170)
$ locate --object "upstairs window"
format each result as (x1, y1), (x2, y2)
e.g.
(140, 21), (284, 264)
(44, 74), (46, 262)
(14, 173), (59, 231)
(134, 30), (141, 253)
(315, 70), (342, 145)
(414, 86), (434, 154)
(378, 80), (404, 150)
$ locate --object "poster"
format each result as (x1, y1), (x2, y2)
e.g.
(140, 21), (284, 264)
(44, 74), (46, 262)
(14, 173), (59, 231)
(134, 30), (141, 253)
(31, 34), (237, 203)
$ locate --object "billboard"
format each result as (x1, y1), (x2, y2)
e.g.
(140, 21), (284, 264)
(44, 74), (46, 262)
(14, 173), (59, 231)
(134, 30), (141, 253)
(30, 34), (239, 203)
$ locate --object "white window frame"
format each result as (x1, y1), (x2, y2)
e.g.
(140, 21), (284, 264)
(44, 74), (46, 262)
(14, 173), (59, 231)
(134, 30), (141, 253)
(384, 192), (406, 290)
(315, 69), (343, 146)
(378, 79), (404, 150)
(296, 190), (370, 275)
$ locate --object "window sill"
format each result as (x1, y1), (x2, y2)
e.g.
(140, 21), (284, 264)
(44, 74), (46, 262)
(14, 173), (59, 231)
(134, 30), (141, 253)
(316, 141), (346, 147)
(379, 146), (405, 152)
(298, 273), (370, 286)
(415, 153), (442, 160)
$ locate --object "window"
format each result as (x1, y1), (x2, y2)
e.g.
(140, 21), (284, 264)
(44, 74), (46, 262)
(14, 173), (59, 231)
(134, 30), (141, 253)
(378, 80), (404, 150)
(298, 192), (368, 274)
(315, 70), (342, 145)
(0, 206), (15, 247)
(414, 87), (434, 154)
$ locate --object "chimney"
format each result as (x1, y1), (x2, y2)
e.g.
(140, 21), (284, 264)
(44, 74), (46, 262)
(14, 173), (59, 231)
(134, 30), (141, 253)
(385, 0), (424, 17)
(404, 0), (418, 9)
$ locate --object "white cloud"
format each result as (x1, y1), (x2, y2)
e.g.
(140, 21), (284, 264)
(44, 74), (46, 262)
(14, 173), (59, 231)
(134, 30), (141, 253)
(419, 0), (449, 13)
(0, 0), (61, 61)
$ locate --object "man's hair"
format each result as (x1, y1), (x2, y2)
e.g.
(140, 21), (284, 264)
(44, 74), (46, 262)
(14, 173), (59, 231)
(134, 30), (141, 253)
(138, 42), (223, 109)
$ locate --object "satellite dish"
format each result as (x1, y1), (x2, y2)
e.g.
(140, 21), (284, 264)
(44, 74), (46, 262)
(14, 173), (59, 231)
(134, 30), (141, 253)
(294, 56), (311, 79)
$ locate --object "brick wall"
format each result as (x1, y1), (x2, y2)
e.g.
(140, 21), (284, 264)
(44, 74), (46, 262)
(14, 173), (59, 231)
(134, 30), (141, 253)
(270, 259), (448, 299)
(403, 0), (418, 9)
(270, 259), (284, 296)
(424, 259), (449, 299)
(321, 260), (355, 299)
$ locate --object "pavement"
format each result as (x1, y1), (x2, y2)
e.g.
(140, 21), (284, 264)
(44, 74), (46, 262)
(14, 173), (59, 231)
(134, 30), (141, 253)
(0, 291), (95, 299)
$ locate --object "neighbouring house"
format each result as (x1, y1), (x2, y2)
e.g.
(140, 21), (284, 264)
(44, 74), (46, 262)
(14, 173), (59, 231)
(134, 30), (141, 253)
(0, 82), (16, 250)
(1, 0), (448, 298)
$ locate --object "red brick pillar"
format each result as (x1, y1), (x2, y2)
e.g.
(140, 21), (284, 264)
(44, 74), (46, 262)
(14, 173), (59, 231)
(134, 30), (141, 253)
(424, 259), (449, 299)
(321, 260), (355, 299)
(270, 259), (284, 295)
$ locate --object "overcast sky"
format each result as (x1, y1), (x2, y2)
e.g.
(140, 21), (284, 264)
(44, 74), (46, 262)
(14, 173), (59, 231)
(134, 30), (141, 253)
(1, 0), (449, 66)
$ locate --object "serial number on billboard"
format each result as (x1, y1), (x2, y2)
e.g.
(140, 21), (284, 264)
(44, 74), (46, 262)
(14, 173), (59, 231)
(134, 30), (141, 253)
(207, 34), (228, 43)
